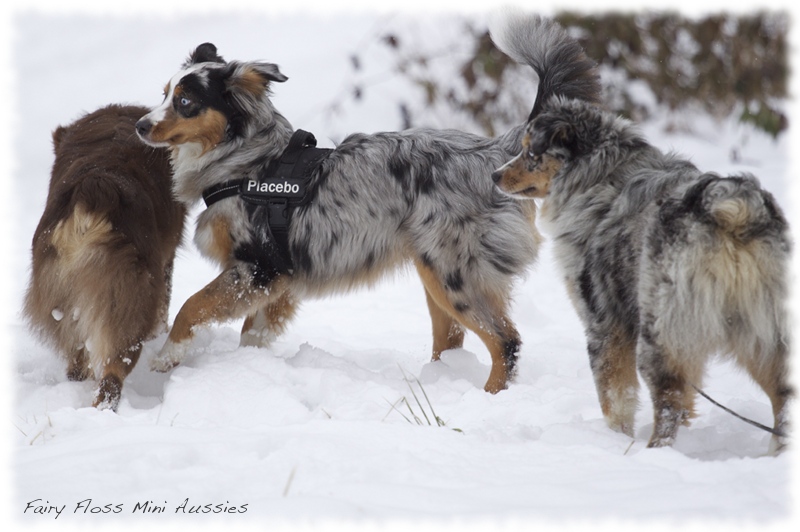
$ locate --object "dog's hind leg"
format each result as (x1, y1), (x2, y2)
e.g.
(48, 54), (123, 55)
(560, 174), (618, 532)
(637, 330), (697, 447)
(423, 288), (465, 361)
(156, 257), (176, 334)
(415, 260), (519, 394)
(93, 343), (143, 411)
(152, 264), (286, 372)
(240, 290), (299, 348)
(586, 325), (639, 437)
(740, 344), (792, 455)
(66, 347), (92, 382)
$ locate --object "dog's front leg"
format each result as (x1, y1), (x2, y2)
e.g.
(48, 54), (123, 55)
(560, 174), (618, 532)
(151, 263), (281, 372)
(240, 290), (299, 348)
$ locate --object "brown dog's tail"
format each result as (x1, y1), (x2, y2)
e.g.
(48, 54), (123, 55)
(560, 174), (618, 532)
(490, 12), (602, 122)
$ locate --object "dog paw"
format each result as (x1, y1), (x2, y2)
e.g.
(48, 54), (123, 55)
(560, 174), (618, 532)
(93, 375), (122, 411)
(768, 434), (789, 456)
(605, 418), (635, 438)
(239, 328), (278, 348)
(150, 340), (189, 372)
(646, 435), (675, 448)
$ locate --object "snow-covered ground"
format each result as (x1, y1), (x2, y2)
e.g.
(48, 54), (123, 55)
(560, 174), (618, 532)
(4, 6), (797, 531)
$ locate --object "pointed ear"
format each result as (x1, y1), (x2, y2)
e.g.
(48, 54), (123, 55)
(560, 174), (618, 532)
(249, 62), (288, 84)
(186, 43), (225, 66)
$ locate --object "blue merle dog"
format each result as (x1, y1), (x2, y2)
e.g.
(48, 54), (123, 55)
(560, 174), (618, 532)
(135, 15), (599, 394)
(493, 52), (792, 450)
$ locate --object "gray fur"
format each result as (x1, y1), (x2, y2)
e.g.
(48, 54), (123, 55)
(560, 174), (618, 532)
(508, 95), (792, 452)
(136, 16), (594, 393)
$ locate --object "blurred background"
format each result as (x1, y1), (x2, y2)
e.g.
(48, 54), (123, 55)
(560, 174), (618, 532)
(333, 11), (788, 145)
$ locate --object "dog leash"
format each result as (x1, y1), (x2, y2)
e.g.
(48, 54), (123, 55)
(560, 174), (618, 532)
(691, 384), (786, 438)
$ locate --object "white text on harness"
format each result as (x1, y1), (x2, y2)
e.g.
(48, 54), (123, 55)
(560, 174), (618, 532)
(245, 179), (301, 195)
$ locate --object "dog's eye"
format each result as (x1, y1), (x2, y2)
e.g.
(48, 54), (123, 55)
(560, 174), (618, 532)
(528, 151), (542, 163)
(179, 97), (192, 107)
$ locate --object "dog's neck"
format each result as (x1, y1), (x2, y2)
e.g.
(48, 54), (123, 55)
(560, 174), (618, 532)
(170, 110), (294, 205)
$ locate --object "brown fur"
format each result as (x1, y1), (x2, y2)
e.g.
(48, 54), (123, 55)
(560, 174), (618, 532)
(23, 104), (186, 410)
(493, 139), (562, 199)
(158, 274), (292, 368)
(423, 289), (466, 360)
(592, 325), (641, 436)
(240, 291), (299, 348)
(414, 260), (519, 393)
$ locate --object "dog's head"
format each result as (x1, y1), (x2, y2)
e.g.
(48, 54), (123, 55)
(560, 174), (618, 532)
(493, 97), (620, 199)
(491, 126), (565, 199)
(136, 43), (288, 154)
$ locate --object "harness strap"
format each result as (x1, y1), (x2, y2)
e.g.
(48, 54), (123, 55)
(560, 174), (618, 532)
(203, 179), (243, 207)
(200, 130), (332, 275)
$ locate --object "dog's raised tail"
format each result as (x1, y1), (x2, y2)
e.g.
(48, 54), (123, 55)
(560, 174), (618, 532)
(490, 12), (601, 121)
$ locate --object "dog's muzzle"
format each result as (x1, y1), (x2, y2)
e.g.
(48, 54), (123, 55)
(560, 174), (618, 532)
(135, 119), (153, 139)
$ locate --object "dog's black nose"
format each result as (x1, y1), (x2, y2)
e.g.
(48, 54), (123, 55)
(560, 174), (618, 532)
(491, 170), (503, 183)
(135, 119), (152, 137)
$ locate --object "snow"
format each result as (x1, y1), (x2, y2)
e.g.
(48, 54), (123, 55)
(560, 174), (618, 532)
(3, 4), (798, 532)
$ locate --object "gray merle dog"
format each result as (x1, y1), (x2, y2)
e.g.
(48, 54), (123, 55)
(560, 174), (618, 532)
(135, 16), (599, 393)
(493, 25), (792, 452)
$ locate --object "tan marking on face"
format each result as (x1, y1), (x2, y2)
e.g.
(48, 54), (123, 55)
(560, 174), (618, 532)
(147, 107), (227, 154)
(521, 132), (531, 151)
(496, 153), (562, 199)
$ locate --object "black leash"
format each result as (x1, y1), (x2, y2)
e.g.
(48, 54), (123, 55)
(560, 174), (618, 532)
(691, 384), (786, 438)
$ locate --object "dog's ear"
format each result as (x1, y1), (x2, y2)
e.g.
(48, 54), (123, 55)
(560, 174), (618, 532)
(246, 62), (289, 84)
(186, 43), (226, 66)
(52, 125), (67, 151)
(223, 61), (288, 99)
(530, 115), (577, 157)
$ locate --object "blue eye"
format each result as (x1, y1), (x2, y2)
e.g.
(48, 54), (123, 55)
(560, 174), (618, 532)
(179, 97), (191, 107)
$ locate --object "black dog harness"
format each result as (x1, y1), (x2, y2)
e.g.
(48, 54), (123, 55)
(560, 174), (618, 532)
(201, 130), (332, 274)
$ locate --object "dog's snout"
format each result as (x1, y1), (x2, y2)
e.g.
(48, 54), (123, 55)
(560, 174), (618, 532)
(135, 119), (152, 138)
(491, 170), (503, 183)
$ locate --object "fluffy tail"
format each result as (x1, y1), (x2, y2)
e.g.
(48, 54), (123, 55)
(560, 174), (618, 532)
(689, 174), (788, 239)
(490, 12), (601, 121)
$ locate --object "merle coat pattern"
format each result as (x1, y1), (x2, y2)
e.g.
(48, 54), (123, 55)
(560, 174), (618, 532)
(493, 93), (792, 453)
(135, 16), (600, 393)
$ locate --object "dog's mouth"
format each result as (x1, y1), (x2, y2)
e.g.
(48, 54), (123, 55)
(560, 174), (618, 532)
(518, 185), (542, 197)
(506, 184), (546, 199)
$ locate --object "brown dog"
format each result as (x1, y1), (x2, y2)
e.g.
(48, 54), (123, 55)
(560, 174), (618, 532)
(24, 104), (186, 410)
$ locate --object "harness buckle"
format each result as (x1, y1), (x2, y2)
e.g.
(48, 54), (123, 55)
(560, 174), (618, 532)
(267, 198), (290, 229)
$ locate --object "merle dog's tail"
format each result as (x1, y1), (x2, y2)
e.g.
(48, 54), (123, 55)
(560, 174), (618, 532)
(688, 174), (789, 240)
(490, 13), (601, 121)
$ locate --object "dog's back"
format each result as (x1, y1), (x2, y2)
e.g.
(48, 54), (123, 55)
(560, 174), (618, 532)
(24, 104), (185, 410)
